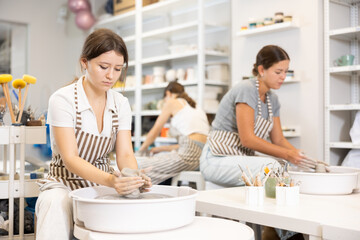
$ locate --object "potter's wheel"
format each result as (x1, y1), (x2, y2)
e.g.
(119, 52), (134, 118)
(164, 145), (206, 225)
(289, 166), (360, 195)
(73, 216), (255, 240)
(96, 193), (173, 200)
(70, 185), (197, 233)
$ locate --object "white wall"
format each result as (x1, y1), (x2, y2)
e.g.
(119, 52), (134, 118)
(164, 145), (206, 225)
(0, 0), (87, 113)
(0, 0), (106, 161)
(231, 0), (324, 159)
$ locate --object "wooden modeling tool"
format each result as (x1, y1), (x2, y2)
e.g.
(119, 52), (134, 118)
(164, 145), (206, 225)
(17, 74), (37, 124)
(12, 79), (26, 123)
(0, 74), (15, 123)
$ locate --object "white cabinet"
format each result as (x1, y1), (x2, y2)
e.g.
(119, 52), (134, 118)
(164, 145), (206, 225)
(0, 126), (46, 239)
(324, 0), (360, 165)
(94, 0), (231, 149)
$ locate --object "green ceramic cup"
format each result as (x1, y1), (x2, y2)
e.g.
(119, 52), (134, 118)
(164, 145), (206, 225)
(265, 177), (277, 198)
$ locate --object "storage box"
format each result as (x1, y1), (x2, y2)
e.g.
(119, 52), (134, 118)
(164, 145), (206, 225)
(113, 0), (159, 15)
(206, 63), (229, 82)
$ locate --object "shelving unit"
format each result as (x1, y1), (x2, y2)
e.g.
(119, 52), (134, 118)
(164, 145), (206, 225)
(324, 0), (360, 165)
(236, 20), (299, 37)
(0, 126), (46, 239)
(94, 0), (231, 149)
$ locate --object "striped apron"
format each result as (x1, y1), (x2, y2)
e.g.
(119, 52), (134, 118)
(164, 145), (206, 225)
(44, 82), (118, 190)
(137, 135), (203, 185)
(208, 79), (273, 156)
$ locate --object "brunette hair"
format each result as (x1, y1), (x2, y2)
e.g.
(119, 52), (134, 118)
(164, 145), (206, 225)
(74, 28), (128, 83)
(164, 81), (196, 108)
(252, 45), (290, 76)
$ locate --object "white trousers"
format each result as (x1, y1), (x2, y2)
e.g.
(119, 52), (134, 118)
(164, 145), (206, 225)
(35, 182), (73, 240)
(200, 143), (281, 187)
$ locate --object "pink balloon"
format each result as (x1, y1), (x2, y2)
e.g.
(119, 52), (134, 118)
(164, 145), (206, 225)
(75, 10), (96, 30)
(68, 0), (90, 13)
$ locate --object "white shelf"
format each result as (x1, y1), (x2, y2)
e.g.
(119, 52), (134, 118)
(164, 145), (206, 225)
(204, 80), (229, 86)
(329, 26), (360, 41)
(123, 35), (136, 43)
(282, 126), (301, 138)
(328, 104), (360, 111)
(284, 77), (300, 83)
(329, 65), (360, 74)
(139, 80), (229, 90)
(0, 179), (40, 198)
(141, 50), (228, 65)
(142, 21), (227, 40)
(141, 80), (198, 90)
(125, 22), (227, 43)
(0, 234), (35, 239)
(236, 21), (299, 37)
(94, 11), (135, 29)
(142, 0), (229, 18)
(128, 60), (136, 67)
(0, 126), (46, 145)
(330, 0), (360, 6)
(94, 0), (229, 29)
(329, 141), (360, 149)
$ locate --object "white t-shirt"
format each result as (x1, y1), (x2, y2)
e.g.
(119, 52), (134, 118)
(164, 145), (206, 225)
(47, 76), (132, 155)
(170, 99), (210, 137)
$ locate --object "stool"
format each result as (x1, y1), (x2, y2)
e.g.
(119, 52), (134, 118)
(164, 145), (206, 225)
(74, 216), (255, 240)
(171, 171), (205, 190)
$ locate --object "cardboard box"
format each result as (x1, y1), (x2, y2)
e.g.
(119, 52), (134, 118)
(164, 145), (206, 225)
(113, 0), (159, 15)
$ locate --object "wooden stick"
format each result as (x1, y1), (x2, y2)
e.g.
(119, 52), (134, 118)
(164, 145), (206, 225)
(17, 88), (22, 123)
(17, 84), (29, 124)
(1, 83), (15, 123)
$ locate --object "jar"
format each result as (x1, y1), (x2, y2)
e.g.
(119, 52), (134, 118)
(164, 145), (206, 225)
(286, 70), (294, 77)
(240, 26), (248, 31)
(256, 22), (264, 28)
(284, 15), (293, 22)
(248, 18), (256, 29)
(264, 17), (273, 26)
(265, 177), (277, 198)
(274, 12), (284, 23)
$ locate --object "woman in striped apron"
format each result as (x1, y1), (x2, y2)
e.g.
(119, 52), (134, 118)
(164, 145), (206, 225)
(200, 45), (307, 187)
(136, 82), (210, 185)
(200, 45), (306, 240)
(35, 29), (151, 240)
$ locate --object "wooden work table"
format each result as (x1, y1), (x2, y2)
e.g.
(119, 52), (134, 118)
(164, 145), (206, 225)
(196, 187), (360, 240)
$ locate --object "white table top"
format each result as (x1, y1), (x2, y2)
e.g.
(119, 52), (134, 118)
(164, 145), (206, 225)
(196, 187), (360, 239)
(74, 216), (254, 240)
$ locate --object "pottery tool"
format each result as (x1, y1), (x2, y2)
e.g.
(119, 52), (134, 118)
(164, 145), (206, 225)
(12, 79), (26, 123)
(246, 166), (254, 183)
(238, 165), (253, 186)
(17, 74), (37, 123)
(262, 168), (272, 186)
(0, 74), (15, 123)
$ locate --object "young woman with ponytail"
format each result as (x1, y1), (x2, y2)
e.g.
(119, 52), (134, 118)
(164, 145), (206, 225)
(137, 81), (210, 184)
(200, 45), (308, 187)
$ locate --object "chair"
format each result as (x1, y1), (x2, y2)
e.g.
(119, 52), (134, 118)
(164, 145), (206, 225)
(171, 171), (205, 190)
